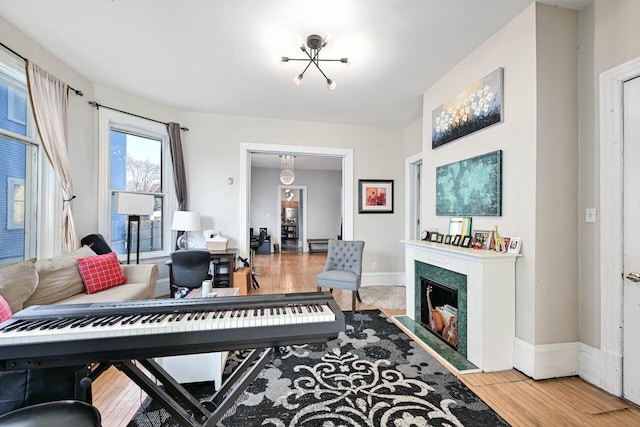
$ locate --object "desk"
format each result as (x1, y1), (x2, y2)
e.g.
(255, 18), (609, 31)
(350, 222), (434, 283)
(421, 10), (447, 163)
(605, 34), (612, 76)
(155, 287), (240, 389)
(308, 238), (330, 253)
(208, 248), (237, 287)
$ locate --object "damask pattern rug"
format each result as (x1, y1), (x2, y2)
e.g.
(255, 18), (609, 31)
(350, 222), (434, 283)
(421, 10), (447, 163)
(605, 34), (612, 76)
(128, 310), (508, 427)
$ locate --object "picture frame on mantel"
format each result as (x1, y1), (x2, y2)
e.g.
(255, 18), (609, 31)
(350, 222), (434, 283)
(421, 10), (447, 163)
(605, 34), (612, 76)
(358, 179), (394, 214)
(507, 237), (522, 254)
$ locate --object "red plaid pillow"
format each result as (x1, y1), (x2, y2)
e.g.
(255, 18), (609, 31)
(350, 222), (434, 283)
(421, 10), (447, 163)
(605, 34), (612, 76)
(0, 295), (12, 322)
(77, 252), (127, 294)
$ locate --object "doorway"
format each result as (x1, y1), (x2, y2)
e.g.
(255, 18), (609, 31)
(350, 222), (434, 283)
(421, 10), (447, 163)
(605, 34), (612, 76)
(405, 153), (423, 240)
(239, 143), (353, 258)
(278, 185), (308, 252)
(600, 56), (640, 404)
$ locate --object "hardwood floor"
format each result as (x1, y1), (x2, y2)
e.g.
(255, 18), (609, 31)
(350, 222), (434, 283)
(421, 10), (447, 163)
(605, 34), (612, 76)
(93, 252), (640, 426)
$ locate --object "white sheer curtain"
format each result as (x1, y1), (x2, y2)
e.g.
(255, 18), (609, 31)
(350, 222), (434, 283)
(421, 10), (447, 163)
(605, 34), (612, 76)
(26, 61), (78, 253)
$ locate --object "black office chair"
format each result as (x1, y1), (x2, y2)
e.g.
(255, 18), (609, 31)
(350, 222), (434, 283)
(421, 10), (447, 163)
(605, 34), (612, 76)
(0, 400), (101, 427)
(169, 249), (211, 298)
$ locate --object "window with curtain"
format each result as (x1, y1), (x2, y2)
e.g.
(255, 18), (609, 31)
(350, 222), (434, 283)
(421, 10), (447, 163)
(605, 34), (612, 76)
(98, 109), (173, 259)
(0, 45), (37, 265)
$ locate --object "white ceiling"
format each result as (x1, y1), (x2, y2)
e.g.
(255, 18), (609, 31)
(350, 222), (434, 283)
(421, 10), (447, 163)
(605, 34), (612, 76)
(0, 0), (591, 129)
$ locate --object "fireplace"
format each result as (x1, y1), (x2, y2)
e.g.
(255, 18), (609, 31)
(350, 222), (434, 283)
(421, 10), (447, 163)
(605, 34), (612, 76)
(402, 240), (519, 372)
(414, 260), (468, 357)
(421, 277), (459, 350)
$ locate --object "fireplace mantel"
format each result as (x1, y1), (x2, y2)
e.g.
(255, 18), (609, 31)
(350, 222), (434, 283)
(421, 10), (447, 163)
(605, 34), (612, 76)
(402, 240), (520, 371)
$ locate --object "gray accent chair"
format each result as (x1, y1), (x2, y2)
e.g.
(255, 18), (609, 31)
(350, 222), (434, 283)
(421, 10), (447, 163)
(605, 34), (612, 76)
(316, 239), (365, 312)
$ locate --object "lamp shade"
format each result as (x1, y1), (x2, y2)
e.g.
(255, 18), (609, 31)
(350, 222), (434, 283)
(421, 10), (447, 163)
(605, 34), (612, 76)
(114, 192), (154, 216)
(171, 211), (201, 231)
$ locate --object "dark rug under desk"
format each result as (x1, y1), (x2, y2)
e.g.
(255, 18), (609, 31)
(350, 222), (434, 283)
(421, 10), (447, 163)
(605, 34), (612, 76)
(128, 310), (508, 427)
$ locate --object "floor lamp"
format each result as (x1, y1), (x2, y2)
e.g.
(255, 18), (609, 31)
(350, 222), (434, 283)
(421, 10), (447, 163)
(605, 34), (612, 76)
(115, 192), (155, 264)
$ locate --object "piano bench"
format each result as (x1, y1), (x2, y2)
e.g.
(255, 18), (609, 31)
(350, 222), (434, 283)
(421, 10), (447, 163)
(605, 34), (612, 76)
(0, 400), (101, 427)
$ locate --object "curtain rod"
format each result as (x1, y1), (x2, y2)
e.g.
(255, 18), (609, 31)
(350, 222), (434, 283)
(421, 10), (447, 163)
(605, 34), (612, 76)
(88, 101), (189, 131)
(0, 41), (84, 97)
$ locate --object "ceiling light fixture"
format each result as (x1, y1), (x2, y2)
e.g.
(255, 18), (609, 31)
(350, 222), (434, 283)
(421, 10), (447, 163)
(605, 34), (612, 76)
(280, 155), (295, 185)
(281, 34), (348, 91)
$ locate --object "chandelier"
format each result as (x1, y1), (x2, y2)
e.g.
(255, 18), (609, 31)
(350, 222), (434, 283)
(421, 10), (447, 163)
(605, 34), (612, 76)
(280, 155), (295, 185)
(281, 34), (348, 91)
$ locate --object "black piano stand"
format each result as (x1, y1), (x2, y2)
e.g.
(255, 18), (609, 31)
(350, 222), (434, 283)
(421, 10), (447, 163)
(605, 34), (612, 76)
(114, 347), (273, 427)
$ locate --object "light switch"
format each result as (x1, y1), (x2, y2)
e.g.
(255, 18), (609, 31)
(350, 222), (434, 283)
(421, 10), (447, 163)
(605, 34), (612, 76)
(585, 208), (597, 223)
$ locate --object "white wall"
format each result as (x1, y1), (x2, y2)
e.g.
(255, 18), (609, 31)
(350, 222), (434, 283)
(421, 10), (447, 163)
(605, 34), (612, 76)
(534, 5), (579, 345)
(577, 0), (640, 348)
(250, 167), (342, 247)
(403, 116), (423, 159)
(421, 4), (579, 353)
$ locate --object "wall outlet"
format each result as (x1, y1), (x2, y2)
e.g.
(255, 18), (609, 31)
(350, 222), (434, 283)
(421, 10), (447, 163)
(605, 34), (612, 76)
(585, 207), (597, 223)
(372, 262), (377, 270)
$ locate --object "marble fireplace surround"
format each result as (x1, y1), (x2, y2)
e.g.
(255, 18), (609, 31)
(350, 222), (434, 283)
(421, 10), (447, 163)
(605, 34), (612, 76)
(402, 240), (520, 372)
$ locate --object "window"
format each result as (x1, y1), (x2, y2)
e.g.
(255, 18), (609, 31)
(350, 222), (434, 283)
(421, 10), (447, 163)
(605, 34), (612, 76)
(0, 46), (37, 265)
(7, 87), (27, 125)
(98, 110), (173, 259)
(110, 130), (164, 256)
(7, 177), (25, 229)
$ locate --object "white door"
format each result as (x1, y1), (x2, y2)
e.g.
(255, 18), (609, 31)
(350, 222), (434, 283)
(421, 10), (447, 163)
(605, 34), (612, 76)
(623, 76), (640, 405)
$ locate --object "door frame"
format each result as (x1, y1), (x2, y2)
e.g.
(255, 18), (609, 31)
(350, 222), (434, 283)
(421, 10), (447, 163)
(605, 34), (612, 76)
(278, 185), (308, 251)
(599, 55), (640, 396)
(404, 153), (423, 240)
(238, 143), (353, 258)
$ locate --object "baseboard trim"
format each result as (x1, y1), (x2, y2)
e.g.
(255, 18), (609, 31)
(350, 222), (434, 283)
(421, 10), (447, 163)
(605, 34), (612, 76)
(578, 343), (601, 388)
(361, 272), (404, 286)
(513, 337), (579, 379)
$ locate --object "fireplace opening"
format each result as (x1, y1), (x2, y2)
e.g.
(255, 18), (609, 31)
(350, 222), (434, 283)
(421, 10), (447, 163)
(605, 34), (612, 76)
(421, 277), (459, 351)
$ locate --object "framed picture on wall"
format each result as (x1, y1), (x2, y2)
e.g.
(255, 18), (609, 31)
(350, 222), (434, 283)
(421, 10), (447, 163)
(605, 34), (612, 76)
(358, 179), (394, 214)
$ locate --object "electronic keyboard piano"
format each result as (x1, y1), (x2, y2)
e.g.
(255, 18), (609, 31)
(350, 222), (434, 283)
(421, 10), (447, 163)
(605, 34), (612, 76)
(0, 291), (345, 427)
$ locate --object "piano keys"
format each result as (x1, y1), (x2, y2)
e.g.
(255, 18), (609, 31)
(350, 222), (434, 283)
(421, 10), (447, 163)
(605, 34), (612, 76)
(0, 291), (344, 370)
(0, 291), (345, 427)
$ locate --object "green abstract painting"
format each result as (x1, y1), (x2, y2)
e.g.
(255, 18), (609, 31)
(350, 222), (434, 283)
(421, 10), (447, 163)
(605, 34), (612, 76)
(436, 150), (502, 216)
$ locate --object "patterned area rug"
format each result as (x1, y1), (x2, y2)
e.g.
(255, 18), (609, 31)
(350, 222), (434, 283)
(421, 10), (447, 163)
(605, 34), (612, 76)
(128, 310), (508, 427)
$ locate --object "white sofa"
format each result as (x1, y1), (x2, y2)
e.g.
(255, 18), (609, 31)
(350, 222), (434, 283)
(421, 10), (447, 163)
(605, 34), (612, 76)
(0, 245), (158, 314)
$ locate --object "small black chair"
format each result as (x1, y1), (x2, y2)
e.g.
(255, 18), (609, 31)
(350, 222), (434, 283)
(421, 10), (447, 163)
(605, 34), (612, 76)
(0, 400), (101, 427)
(248, 229), (267, 288)
(249, 229), (267, 269)
(169, 249), (211, 298)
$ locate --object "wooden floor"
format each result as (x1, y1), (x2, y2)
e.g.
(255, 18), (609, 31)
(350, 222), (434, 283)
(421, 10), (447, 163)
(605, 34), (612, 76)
(93, 252), (640, 426)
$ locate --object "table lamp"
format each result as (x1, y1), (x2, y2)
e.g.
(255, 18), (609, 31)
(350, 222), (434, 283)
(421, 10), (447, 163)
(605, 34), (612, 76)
(171, 211), (201, 249)
(114, 192), (155, 264)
